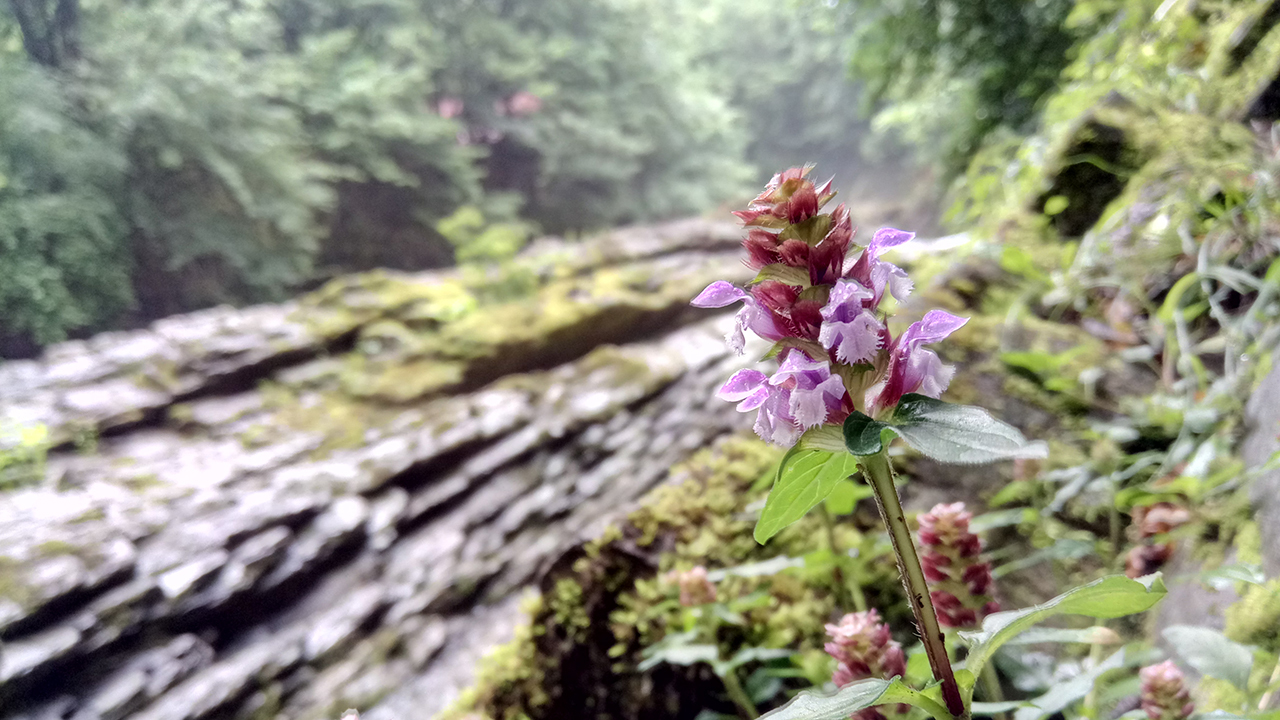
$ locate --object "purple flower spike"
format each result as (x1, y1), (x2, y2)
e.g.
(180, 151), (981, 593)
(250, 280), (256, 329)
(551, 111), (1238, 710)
(871, 310), (968, 414)
(771, 350), (846, 428)
(819, 279), (884, 364)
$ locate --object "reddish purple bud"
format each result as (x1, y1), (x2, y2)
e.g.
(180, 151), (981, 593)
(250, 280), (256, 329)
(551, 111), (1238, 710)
(1140, 661), (1194, 720)
(743, 230), (781, 269)
(787, 182), (820, 222)
(824, 610), (908, 720)
(779, 239), (811, 267)
(917, 503), (998, 629)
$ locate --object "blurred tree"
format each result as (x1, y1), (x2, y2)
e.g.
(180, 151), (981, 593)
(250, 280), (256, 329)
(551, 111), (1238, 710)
(0, 0), (896, 354)
(839, 0), (1079, 173)
(0, 59), (131, 351)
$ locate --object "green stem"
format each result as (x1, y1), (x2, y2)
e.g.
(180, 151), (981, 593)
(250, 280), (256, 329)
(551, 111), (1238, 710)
(721, 666), (759, 719)
(980, 661), (1005, 720)
(860, 449), (966, 720)
(819, 506), (867, 612)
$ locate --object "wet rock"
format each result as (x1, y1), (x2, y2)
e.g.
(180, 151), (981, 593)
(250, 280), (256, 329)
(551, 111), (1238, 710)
(0, 220), (757, 720)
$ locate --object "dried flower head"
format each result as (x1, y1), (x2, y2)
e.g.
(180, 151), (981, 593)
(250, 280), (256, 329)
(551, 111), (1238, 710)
(693, 166), (968, 446)
(1140, 660), (1194, 720)
(824, 610), (907, 720)
(1133, 503), (1192, 538)
(1125, 502), (1191, 578)
(666, 566), (717, 607)
(917, 502), (999, 628)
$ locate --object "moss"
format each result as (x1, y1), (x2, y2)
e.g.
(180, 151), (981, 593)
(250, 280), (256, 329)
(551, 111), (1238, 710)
(33, 540), (77, 557)
(450, 436), (906, 720)
(0, 555), (34, 608)
(1225, 579), (1280, 651)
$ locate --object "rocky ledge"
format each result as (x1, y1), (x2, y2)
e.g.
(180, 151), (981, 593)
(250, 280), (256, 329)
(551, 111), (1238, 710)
(0, 220), (755, 720)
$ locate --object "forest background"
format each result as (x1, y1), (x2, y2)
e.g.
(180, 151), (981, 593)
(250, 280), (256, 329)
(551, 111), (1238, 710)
(0, 0), (1078, 358)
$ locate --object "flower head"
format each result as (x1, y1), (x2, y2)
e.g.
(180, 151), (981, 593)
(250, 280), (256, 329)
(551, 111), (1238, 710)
(692, 166), (969, 446)
(1140, 661), (1194, 720)
(824, 610), (908, 720)
(665, 566), (717, 607)
(917, 502), (998, 628)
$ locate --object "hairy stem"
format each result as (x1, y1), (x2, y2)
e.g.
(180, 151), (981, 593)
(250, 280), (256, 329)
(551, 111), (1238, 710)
(721, 666), (759, 719)
(860, 449), (966, 720)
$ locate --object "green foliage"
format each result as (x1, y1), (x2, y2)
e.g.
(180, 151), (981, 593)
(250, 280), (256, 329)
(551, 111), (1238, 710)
(839, 0), (1080, 172)
(958, 575), (1168, 698)
(0, 422), (50, 489)
(754, 448), (859, 544)
(436, 203), (533, 264)
(759, 677), (952, 720)
(0, 59), (131, 344)
(842, 394), (1048, 463)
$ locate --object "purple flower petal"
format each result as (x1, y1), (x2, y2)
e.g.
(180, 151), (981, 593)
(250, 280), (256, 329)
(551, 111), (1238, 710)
(718, 368), (768, 401)
(900, 309), (968, 347)
(791, 374), (846, 428)
(820, 313), (884, 364)
(692, 281), (748, 308)
(867, 228), (915, 258)
(907, 348), (955, 398)
(771, 349), (830, 385)
(820, 279), (874, 323)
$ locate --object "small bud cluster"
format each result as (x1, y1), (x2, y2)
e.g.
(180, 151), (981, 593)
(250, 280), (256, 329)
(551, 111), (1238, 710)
(1125, 502), (1191, 579)
(693, 166), (968, 447)
(824, 610), (907, 720)
(1139, 661), (1194, 720)
(666, 566), (717, 607)
(917, 502), (999, 628)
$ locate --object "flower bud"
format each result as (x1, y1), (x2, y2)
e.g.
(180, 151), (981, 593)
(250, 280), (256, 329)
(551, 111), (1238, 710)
(667, 566), (717, 607)
(824, 610), (907, 720)
(1125, 503), (1190, 578)
(917, 502), (998, 628)
(1140, 660), (1194, 720)
(1125, 543), (1174, 579)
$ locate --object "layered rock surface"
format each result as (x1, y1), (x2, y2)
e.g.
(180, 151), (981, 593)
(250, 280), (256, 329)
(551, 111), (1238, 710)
(0, 220), (757, 720)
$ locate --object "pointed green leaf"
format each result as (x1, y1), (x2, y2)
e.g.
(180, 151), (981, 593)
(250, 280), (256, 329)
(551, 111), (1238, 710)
(959, 575), (1166, 693)
(754, 449), (858, 544)
(759, 677), (951, 720)
(1163, 626), (1256, 690)
(843, 395), (1047, 464)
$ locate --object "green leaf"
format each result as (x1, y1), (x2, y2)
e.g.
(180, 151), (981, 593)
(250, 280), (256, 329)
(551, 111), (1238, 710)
(752, 263), (812, 288)
(824, 479), (874, 515)
(759, 677), (950, 720)
(754, 449), (859, 544)
(1042, 195), (1069, 216)
(1013, 648), (1129, 720)
(1001, 626), (1121, 646)
(843, 395), (1048, 464)
(959, 575), (1167, 692)
(1163, 626), (1256, 690)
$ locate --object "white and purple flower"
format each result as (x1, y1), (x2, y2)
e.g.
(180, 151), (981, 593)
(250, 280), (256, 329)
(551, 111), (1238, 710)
(693, 167), (968, 446)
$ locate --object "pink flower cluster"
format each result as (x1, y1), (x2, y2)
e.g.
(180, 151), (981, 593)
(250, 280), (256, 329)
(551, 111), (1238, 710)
(693, 167), (967, 446)
(824, 610), (907, 720)
(1139, 661), (1194, 720)
(917, 502), (999, 628)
